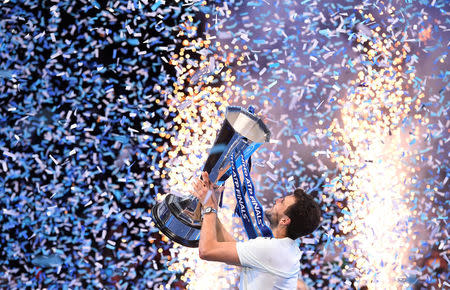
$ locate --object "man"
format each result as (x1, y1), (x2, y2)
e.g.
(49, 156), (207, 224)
(191, 171), (321, 289)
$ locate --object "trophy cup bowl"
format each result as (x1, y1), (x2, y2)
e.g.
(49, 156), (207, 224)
(151, 106), (271, 247)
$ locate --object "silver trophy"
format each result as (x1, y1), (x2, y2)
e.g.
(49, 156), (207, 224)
(151, 106), (271, 247)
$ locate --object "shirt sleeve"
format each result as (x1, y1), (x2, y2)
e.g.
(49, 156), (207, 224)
(236, 237), (276, 270)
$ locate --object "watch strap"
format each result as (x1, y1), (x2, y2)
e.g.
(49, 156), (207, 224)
(201, 207), (217, 219)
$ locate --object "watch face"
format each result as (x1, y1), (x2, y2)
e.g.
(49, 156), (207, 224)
(202, 207), (215, 215)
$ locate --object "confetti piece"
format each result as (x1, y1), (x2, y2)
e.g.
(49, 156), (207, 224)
(151, 0), (162, 11)
(49, 154), (59, 165)
(31, 255), (63, 268)
(267, 80), (277, 89)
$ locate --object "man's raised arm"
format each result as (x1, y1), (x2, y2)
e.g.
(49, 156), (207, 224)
(191, 172), (240, 266)
(216, 217), (236, 242)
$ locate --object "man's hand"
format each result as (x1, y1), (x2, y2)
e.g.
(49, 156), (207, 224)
(191, 172), (222, 209)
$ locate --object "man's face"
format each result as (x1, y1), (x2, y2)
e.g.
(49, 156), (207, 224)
(265, 194), (296, 228)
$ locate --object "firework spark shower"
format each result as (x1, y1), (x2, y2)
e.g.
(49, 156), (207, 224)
(0, 0), (448, 289)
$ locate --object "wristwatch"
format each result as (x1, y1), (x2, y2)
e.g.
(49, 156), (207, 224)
(201, 207), (217, 220)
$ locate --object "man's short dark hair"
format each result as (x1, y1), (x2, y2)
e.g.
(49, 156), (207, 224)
(284, 188), (321, 239)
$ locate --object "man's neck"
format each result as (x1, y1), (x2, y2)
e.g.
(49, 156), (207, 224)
(271, 227), (287, 239)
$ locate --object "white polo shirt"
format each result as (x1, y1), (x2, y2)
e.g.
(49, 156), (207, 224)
(236, 237), (301, 290)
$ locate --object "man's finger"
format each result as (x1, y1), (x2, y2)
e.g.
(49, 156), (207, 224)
(203, 172), (214, 188)
(201, 171), (209, 182)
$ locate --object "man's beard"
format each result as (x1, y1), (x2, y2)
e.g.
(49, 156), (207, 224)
(265, 209), (278, 228)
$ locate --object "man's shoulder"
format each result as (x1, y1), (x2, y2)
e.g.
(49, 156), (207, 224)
(240, 237), (292, 249)
(241, 237), (296, 242)
(238, 237), (276, 250)
(240, 236), (274, 244)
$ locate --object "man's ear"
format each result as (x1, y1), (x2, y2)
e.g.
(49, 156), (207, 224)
(280, 216), (291, 227)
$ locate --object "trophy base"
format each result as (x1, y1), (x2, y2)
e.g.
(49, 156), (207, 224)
(151, 194), (201, 248)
